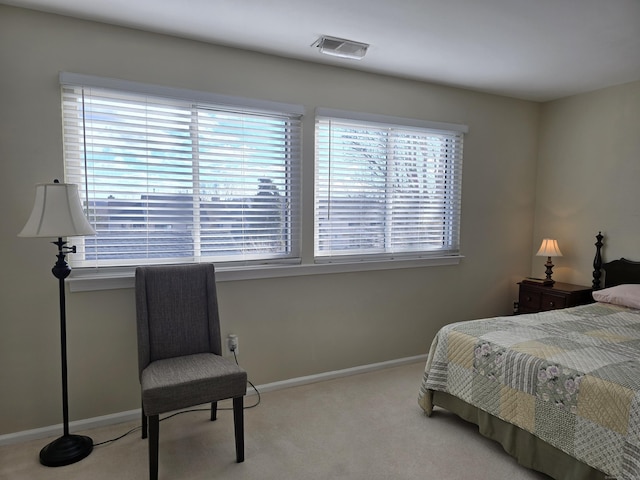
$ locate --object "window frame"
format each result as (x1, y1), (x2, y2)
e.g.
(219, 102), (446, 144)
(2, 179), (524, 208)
(60, 72), (304, 271)
(313, 107), (467, 264)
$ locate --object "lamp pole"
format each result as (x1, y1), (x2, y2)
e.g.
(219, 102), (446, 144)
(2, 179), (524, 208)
(39, 239), (93, 467)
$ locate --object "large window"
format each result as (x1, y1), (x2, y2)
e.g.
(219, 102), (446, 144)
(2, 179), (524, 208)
(60, 75), (466, 285)
(61, 74), (302, 268)
(314, 109), (466, 262)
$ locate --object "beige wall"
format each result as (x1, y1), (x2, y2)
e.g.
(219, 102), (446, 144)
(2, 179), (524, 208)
(534, 80), (640, 283)
(0, 6), (540, 434)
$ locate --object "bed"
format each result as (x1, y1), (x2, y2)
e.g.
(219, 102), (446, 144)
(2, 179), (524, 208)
(418, 233), (640, 480)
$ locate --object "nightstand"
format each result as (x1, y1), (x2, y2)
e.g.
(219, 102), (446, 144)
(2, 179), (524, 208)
(517, 281), (593, 314)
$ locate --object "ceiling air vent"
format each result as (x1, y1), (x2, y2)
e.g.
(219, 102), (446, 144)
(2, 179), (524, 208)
(312, 35), (369, 60)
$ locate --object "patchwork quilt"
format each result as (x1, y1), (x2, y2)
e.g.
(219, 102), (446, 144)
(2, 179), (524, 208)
(418, 302), (640, 479)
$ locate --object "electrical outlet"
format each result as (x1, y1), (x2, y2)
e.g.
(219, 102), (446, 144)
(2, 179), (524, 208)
(227, 334), (239, 355)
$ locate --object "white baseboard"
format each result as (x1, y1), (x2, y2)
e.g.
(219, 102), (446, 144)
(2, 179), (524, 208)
(254, 354), (427, 394)
(0, 409), (142, 447)
(0, 354), (427, 447)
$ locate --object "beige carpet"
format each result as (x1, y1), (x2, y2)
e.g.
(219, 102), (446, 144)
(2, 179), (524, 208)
(0, 361), (550, 479)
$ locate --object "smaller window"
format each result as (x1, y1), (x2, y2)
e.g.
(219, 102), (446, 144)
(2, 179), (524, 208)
(314, 109), (467, 262)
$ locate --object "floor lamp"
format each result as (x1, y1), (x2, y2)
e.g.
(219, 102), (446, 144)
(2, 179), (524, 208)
(18, 180), (96, 467)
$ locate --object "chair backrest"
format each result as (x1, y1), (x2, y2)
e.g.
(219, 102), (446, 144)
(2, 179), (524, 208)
(135, 264), (222, 376)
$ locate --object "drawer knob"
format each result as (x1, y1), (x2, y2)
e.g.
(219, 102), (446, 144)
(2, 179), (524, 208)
(549, 301), (555, 307)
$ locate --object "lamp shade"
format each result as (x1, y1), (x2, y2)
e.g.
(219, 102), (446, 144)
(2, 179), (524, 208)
(536, 238), (562, 257)
(19, 181), (96, 238)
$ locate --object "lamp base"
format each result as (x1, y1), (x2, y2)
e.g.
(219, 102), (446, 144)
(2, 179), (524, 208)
(39, 434), (93, 467)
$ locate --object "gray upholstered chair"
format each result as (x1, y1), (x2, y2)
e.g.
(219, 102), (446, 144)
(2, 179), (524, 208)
(135, 264), (247, 480)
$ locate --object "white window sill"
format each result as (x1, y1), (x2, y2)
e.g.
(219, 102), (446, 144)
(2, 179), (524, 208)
(67, 255), (463, 292)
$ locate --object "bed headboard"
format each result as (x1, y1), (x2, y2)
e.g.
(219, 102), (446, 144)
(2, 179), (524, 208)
(601, 259), (640, 288)
(592, 232), (640, 289)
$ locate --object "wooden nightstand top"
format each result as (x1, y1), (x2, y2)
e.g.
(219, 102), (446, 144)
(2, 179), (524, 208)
(518, 281), (592, 293)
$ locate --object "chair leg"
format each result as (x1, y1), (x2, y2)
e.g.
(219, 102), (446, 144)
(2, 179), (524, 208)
(233, 396), (244, 463)
(149, 415), (159, 480)
(141, 404), (148, 439)
(211, 401), (217, 421)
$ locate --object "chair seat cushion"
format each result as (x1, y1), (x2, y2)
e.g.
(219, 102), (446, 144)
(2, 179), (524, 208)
(141, 353), (247, 416)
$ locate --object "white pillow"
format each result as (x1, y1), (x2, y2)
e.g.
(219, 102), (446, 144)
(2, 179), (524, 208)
(592, 284), (640, 309)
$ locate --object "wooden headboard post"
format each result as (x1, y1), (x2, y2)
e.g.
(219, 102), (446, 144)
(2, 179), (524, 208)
(592, 231), (604, 290)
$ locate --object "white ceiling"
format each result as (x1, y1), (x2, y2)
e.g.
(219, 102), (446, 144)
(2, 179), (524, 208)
(4, 0), (640, 101)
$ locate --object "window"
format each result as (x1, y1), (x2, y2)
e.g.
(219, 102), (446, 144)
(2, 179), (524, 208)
(59, 74), (465, 288)
(314, 109), (466, 262)
(61, 74), (302, 268)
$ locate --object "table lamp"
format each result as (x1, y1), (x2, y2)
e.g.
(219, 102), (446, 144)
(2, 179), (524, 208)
(536, 238), (562, 285)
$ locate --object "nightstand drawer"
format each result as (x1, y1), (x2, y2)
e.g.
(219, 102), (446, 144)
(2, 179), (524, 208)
(517, 281), (592, 314)
(519, 289), (541, 312)
(540, 293), (567, 311)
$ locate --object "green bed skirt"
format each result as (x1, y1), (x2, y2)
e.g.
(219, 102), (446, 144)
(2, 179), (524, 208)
(430, 390), (609, 480)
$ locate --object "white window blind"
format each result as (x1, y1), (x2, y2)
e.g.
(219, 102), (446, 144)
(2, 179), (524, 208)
(61, 78), (302, 268)
(314, 112), (465, 261)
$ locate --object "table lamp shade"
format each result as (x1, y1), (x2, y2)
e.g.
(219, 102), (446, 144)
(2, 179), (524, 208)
(19, 182), (96, 238)
(536, 238), (562, 258)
